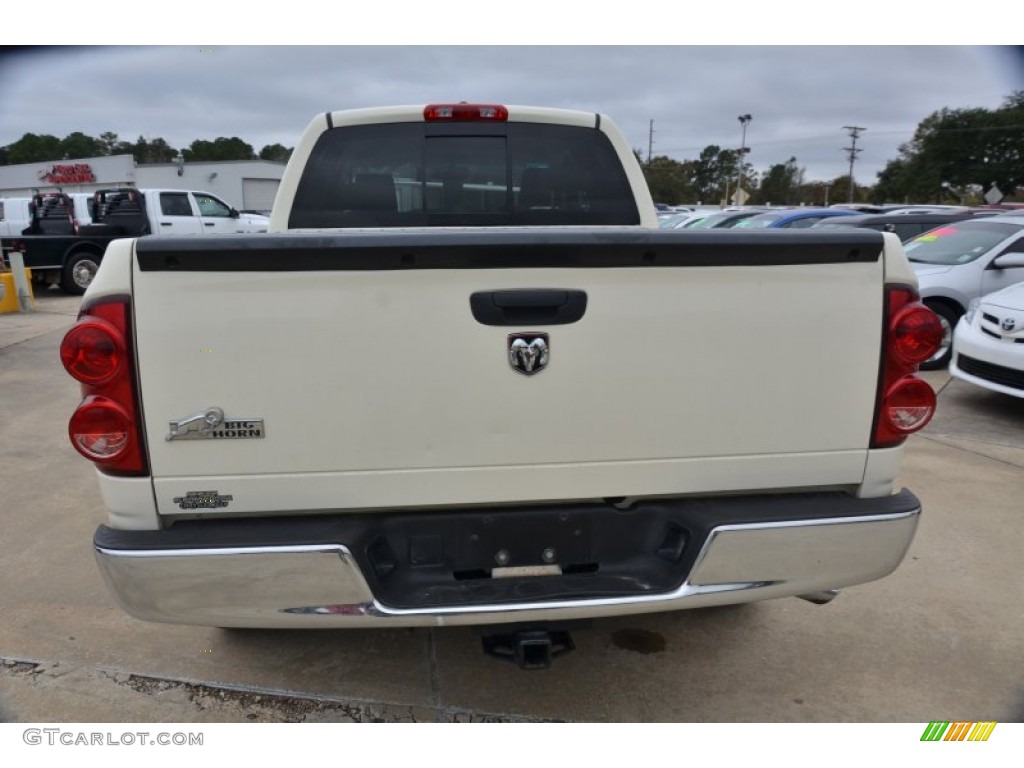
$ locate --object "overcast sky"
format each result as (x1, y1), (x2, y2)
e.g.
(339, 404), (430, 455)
(2, 45), (1022, 185)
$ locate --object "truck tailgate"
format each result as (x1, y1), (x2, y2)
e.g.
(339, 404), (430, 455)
(132, 229), (887, 516)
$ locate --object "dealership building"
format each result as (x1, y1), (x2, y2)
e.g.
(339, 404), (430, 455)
(0, 154), (286, 213)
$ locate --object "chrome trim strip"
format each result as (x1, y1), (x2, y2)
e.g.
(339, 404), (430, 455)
(95, 543), (346, 558)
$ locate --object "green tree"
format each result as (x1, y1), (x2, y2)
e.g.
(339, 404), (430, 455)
(829, 175), (870, 205)
(59, 132), (104, 159)
(98, 131), (136, 156)
(259, 143), (292, 162)
(4, 133), (62, 164)
(127, 136), (180, 164)
(872, 157), (913, 203)
(874, 92), (1024, 202)
(798, 181), (836, 207)
(751, 157), (803, 205)
(693, 145), (741, 204)
(98, 131), (120, 155)
(183, 137), (256, 162)
(642, 155), (696, 204)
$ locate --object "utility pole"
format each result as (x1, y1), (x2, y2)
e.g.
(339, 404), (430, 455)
(647, 119), (654, 165)
(842, 126), (865, 203)
(735, 114), (752, 204)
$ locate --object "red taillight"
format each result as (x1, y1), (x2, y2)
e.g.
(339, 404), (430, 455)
(891, 304), (944, 365)
(61, 297), (148, 475)
(69, 396), (132, 460)
(423, 103), (508, 122)
(60, 319), (125, 385)
(872, 286), (939, 448)
(880, 378), (937, 435)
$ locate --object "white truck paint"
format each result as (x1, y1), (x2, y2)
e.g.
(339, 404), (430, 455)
(65, 105), (940, 640)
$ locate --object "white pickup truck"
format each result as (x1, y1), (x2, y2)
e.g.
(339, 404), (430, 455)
(62, 104), (943, 667)
(104, 188), (270, 236)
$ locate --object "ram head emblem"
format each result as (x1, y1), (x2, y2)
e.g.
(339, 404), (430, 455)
(508, 333), (550, 376)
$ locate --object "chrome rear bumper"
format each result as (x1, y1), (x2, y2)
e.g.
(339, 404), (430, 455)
(94, 493), (920, 628)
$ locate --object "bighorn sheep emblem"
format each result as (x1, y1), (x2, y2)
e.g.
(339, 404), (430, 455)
(508, 333), (549, 376)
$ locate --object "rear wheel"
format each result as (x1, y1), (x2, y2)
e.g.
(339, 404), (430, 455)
(61, 251), (101, 295)
(920, 300), (960, 371)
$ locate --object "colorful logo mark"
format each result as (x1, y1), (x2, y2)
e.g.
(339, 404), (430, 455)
(914, 226), (958, 243)
(921, 721), (997, 741)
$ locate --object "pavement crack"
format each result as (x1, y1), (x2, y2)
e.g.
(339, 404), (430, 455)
(934, 377), (955, 397)
(919, 434), (1024, 469)
(0, 658), (41, 676)
(114, 673), (386, 722)
(3, 657), (558, 722)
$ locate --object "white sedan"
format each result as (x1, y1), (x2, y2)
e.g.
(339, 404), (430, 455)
(950, 282), (1024, 398)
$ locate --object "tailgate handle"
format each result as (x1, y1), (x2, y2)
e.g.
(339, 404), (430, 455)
(470, 289), (587, 326)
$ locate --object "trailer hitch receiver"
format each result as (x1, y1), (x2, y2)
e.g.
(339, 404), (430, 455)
(480, 628), (576, 669)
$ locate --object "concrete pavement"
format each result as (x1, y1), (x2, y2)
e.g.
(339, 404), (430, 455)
(1, 292), (1022, 722)
(0, 289), (79, 350)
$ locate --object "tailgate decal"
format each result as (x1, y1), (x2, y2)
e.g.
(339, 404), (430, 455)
(167, 407), (265, 441)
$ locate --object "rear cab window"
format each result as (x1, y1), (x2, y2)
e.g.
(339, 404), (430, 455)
(289, 122), (640, 228)
(160, 193), (193, 217)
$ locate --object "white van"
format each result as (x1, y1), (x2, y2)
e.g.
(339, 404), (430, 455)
(0, 197), (33, 237)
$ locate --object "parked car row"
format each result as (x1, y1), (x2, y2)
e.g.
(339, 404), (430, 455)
(656, 204), (1002, 237)
(903, 214), (1024, 369)
(812, 211), (1000, 241)
(733, 208), (861, 229)
(656, 206), (841, 229)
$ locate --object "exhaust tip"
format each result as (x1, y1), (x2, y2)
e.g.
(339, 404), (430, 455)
(797, 589), (840, 605)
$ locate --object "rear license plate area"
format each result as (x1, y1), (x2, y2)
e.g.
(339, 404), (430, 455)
(453, 511), (593, 576)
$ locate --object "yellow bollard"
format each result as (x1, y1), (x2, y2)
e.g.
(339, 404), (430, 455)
(0, 268), (34, 314)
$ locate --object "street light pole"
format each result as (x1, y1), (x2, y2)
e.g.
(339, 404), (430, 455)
(735, 114), (752, 205)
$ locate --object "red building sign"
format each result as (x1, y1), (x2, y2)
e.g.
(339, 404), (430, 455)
(39, 163), (96, 184)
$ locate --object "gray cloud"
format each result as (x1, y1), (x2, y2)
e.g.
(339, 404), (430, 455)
(1, 45), (1021, 184)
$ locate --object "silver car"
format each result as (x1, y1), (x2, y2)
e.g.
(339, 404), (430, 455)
(904, 215), (1024, 369)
